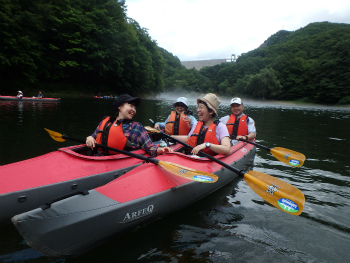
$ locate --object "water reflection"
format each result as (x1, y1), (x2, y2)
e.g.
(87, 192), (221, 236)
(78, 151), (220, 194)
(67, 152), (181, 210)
(0, 98), (349, 263)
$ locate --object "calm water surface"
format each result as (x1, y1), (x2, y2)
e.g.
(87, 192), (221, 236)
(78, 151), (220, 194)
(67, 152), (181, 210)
(0, 96), (349, 263)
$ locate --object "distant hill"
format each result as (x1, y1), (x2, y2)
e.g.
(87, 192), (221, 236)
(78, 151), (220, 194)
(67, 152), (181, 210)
(193, 22), (350, 104)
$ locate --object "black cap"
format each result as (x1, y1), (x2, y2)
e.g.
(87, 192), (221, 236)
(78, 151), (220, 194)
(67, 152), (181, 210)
(113, 94), (141, 111)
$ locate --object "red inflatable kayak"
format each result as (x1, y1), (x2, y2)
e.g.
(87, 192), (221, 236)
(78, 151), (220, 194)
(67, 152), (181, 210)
(12, 141), (256, 257)
(0, 144), (163, 225)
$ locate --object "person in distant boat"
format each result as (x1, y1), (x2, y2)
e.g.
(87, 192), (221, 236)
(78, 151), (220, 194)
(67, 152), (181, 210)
(37, 91), (44, 98)
(17, 91), (23, 98)
(154, 97), (197, 136)
(219, 97), (256, 145)
(86, 94), (173, 157)
(172, 93), (231, 156)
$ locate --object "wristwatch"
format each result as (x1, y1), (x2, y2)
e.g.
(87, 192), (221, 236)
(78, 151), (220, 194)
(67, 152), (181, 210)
(205, 142), (211, 149)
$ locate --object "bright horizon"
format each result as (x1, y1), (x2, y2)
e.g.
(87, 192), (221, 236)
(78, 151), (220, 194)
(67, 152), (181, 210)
(126, 0), (350, 61)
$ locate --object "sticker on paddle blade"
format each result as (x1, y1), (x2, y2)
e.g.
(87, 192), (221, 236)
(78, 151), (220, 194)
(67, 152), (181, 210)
(277, 198), (299, 213)
(289, 159), (301, 167)
(192, 175), (214, 182)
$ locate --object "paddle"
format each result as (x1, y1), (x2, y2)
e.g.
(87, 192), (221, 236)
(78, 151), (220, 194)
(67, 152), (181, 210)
(232, 136), (306, 167)
(145, 126), (305, 215)
(44, 128), (218, 183)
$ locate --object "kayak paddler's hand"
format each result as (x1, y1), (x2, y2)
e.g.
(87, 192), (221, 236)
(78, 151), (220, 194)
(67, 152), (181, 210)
(182, 116), (191, 123)
(86, 136), (96, 149)
(157, 146), (173, 155)
(154, 123), (160, 130)
(191, 143), (205, 155)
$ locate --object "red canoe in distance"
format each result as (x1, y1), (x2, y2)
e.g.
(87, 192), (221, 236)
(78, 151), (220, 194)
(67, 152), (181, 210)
(0, 144), (164, 226)
(0, 95), (60, 102)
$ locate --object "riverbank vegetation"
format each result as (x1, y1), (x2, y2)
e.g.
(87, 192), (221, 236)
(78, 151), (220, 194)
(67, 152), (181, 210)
(1, 0), (349, 104)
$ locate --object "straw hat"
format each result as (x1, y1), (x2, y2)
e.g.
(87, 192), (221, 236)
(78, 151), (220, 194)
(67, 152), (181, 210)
(197, 93), (220, 115)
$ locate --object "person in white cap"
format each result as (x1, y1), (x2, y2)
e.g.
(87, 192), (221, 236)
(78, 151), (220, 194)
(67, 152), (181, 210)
(219, 97), (256, 145)
(154, 97), (197, 136)
(173, 93), (231, 156)
(17, 91), (23, 98)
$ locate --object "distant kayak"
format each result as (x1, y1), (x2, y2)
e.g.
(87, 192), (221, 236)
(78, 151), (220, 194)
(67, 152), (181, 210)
(94, 96), (116, 99)
(0, 95), (60, 102)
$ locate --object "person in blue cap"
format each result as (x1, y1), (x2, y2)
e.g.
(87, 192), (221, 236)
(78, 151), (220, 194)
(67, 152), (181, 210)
(154, 97), (197, 136)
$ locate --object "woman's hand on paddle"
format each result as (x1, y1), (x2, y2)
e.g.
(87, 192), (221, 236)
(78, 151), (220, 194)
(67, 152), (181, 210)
(154, 123), (160, 130)
(157, 146), (173, 155)
(191, 143), (206, 155)
(86, 136), (96, 149)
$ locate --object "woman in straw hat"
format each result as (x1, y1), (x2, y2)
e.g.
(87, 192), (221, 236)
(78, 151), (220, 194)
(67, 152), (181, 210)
(174, 93), (231, 156)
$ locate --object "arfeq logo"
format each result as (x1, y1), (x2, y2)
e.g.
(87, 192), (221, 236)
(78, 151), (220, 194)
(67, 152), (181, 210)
(192, 175), (213, 182)
(289, 159), (301, 166)
(278, 198), (299, 213)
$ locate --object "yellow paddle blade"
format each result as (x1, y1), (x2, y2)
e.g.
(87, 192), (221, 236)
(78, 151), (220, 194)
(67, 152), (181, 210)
(145, 126), (160, 133)
(44, 128), (66, 142)
(158, 160), (218, 183)
(243, 170), (305, 215)
(270, 147), (306, 167)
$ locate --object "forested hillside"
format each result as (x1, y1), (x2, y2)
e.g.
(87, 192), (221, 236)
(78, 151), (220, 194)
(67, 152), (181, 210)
(0, 0), (349, 104)
(195, 22), (350, 104)
(0, 0), (166, 95)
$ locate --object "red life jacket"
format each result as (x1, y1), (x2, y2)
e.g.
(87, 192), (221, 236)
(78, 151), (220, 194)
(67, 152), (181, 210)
(95, 117), (127, 154)
(226, 114), (248, 138)
(188, 121), (219, 156)
(165, 111), (191, 135)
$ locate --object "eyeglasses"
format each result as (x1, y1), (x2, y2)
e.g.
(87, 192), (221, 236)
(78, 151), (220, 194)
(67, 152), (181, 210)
(197, 105), (207, 110)
(175, 103), (186, 107)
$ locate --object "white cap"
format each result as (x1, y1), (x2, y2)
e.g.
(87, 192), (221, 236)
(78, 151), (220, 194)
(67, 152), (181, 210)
(230, 97), (242, 105)
(173, 97), (188, 108)
(18, 91), (23, 94)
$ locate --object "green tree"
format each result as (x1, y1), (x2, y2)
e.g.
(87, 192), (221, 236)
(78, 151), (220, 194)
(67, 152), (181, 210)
(244, 68), (282, 99)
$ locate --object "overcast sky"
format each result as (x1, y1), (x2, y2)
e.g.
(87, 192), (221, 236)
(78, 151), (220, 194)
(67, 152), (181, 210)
(126, 0), (350, 61)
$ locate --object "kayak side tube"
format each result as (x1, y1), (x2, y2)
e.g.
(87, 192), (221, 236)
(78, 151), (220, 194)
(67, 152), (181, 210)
(12, 144), (255, 258)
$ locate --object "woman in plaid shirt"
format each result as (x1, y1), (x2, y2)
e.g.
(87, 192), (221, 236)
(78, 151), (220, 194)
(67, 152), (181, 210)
(86, 94), (172, 157)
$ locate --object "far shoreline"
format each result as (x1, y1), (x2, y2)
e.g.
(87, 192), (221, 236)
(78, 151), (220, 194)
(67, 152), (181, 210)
(2, 90), (349, 109)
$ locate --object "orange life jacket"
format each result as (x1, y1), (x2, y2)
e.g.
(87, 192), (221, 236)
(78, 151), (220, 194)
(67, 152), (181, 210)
(226, 114), (248, 138)
(188, 121), (219, 156)
(95, 117), (127, 154)
(165, 111), (191, 135)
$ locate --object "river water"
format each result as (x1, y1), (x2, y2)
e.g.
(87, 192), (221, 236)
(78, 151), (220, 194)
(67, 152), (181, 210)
(0, 95), (349, 263)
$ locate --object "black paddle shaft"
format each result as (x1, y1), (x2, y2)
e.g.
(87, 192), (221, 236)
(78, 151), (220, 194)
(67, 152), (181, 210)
(157, 132), (246, 177)
(61, 134), (159, 165)
(229, 135), (270, 151)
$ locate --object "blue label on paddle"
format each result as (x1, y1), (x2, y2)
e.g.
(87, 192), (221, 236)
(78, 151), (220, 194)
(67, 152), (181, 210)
(278, 198), (299, 213)
(289, 159), (301, 166)
(192, 175), (214, 182)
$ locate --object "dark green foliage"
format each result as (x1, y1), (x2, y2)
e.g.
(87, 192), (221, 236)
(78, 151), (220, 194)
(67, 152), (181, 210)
(190, 22), (350, 105)
(0, 0), (164, 95)
(0, 2), (348, 106)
